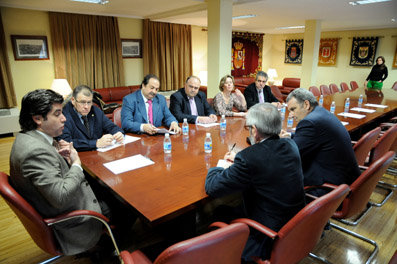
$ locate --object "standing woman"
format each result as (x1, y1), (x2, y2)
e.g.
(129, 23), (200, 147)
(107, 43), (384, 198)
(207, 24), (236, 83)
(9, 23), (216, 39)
(365, 56), (388, 92)
(213, 75), (247, 117)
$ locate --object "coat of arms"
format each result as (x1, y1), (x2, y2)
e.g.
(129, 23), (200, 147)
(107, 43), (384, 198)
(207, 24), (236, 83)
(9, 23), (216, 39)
(232, 41), (245, 70)
(350, 37), (378, 66)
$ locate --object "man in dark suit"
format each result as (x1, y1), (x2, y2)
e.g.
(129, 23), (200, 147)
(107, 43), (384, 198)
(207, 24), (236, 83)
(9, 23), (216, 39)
(59, 85), (124, 151)
(281, 88), (361, 187)
(10, 89), (103, 255)
(205, 103), (305, 262)
(169, 76), (217, 124)
(121, 74), (181, 135)
(244, 71), (280, 109)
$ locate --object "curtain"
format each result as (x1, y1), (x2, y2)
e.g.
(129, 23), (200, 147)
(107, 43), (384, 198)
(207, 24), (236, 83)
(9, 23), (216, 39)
(0, 11), (17, 108)
(49, 12), (124, 89)
(143, 19), (192, 91)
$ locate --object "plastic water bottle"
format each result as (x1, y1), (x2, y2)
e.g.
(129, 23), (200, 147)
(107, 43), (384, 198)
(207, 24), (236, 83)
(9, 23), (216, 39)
(163, 133), (171, 154)
(220, 115), (226, 131)
(204, 132), (212, 153)
(183, 135), (189, 150)
(280, 105), (286, 121)
(319, 95), (324, 107)
(358, 94), (363, 108)
(287, 115), (294, 132)
(182, 118), (189, 136)
(330, 101), (336, 114)
(344, 97), (350, 113)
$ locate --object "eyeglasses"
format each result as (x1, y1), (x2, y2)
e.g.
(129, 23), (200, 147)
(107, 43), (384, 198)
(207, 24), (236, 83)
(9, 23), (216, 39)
(75, 100), (93, 106)
(188, 84), (200, 90)
(244, 125), (252, 131)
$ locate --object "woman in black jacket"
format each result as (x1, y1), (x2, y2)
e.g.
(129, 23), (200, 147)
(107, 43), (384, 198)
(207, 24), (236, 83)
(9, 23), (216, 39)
(365, 56), (388, 92)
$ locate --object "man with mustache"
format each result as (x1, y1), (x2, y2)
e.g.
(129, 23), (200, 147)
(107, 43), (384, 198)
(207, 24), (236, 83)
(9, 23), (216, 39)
(121, 74), (181, 135)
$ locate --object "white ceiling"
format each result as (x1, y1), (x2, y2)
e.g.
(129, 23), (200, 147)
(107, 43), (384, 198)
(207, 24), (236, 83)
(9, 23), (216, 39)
(0, 0), (396, 34)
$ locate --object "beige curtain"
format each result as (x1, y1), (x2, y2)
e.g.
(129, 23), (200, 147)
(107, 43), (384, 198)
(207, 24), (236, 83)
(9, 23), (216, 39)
(49, 12), (124, 89)
(0, 11), (16, 108)
(143, 19), (192, 91)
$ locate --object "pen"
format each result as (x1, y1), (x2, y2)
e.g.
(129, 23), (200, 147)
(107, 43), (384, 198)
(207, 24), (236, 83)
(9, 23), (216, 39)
(230, 143), (236, 152)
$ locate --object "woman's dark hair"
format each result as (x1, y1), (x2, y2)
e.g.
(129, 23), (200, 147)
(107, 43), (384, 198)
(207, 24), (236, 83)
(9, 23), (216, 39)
(19, 89), (63, 132)
(376, 56), (386, 70)
(141, 74), (160, 88)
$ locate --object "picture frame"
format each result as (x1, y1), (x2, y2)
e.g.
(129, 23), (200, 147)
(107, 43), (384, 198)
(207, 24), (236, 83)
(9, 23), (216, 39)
(392, 43), (397, 68)
(11, 35), (49, 60)
(121, 39), (142, 58)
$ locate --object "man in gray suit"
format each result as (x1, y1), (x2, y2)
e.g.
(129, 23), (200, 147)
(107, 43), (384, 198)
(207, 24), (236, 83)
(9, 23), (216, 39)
(10, 89), (103, 255)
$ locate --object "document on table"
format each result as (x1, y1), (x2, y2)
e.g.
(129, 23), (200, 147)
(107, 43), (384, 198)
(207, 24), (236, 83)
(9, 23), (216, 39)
(364, 103), (388, 108)
(103, 154), (154, 174)
(97, 135), (141, 152)
(196, 122), (220, 128)
(337, 112), (366, 119)
(350, 107), (376, 113)
(155, 128), (176, 134)
(341, 121), (349, 126)
(216, 159), (231, 168)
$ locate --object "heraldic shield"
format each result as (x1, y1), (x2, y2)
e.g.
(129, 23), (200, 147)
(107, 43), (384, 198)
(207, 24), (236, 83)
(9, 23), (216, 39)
(350, 37), (378, 66)
(285, 39), (303, 64)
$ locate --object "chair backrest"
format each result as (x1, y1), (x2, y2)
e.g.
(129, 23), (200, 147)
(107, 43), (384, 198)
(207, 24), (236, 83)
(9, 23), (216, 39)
(320, 85), (331, 96)
(267, 184), (349, 264)
(309, 86), (321, 97)
(112, 107), (122, 128)
(329, 83), (339, 94)
(270, 85), (285, 103)
(340, 82), (350, 92)
(153, 223), (249, 264)
(369, 124), (397, 165)
(392, 81), (397, 91)
(353, 127), (381, 166)
(334, 151), (395, 219)
(350, 81), (359, 91)
(0, 172), (61, 255)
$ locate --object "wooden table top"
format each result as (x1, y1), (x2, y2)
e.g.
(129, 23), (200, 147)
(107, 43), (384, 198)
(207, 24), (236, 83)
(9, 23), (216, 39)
(80, 88), (396, 225)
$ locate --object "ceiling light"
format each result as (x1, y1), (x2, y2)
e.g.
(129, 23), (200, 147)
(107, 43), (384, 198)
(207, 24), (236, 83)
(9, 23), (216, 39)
(232, 14), (256, 20)
(349, 0), (391, 6)
(276, 26), (305, 30)
(70, 0), (109, 4)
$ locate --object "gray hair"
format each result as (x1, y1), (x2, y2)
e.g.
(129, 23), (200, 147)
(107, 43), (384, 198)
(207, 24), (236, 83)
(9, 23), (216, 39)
(73, 85), (93, 98)
(256, 71), (268, 81)
(286, 88), (318, 108)
(246, 103), (281, 137)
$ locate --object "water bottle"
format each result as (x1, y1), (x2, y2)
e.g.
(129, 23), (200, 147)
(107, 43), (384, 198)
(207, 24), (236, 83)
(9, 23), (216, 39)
(330, 101), (336, 114)
(220, 115), (226, 131)
(344, 97), (350, 113)
(182, 118), (189, 136)
(319, 95), (324, 107)
(280, 105), (286, 121)
(164, 153), (172, 170)
(287, 115), (293, 132)
(163, 133), (171, 154)
(204, 132), (212, 153)
(358, 94), (363, 108)
(183, 135), (189, 150)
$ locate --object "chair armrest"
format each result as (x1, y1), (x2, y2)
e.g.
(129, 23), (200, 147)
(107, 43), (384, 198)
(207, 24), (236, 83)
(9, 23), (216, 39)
(120, 250), (151, 264)
(351, 140), (357, 145)
(209, 221), (229, 229)
(231, 218), (277, 239)
(44, 209), (109, 225)
(359, 165), (368, 172)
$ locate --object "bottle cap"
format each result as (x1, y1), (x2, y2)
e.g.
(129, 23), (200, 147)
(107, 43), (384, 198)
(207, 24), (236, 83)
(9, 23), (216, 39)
(165, 133), (170, 137)
(183, 118), (187, 122)
(221, 115), (225, 118)
(206, 132), (211, 137)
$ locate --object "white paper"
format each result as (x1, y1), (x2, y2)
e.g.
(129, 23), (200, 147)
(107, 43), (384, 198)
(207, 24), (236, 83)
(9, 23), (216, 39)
(337, 112), (366, 119)
(216, 159), (231, 168)
(97, 135), (141, 152)
(350, 107), (376, 113)
(341, 121), (349, 126)
(196, 122), (220, 128)
(364, 103), (388, 108)
(103, 154), (154, 174)
(155, 128), (176, 134)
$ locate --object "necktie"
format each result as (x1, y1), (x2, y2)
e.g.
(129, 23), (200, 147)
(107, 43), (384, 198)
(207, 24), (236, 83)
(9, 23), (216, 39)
(189, 97), (198, 116)
(148, 99), (153, 124)
(82, 115), (90, 135)
(258, 90), (264, 103)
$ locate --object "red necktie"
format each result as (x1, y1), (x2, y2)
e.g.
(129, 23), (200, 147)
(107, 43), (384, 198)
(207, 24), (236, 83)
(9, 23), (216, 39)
(148, 99), (153, 124)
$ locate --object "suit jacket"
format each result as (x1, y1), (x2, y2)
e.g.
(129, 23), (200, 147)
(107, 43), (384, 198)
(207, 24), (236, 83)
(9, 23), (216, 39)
(9, 130), (102, 255)
(244, 83), (278, 109)
(292, 106), (361, 187)
(59, 101), (123, 151)
(121, 90), (177, 133)
(169, 88), (216, 123)
(205, 136), (305, 260)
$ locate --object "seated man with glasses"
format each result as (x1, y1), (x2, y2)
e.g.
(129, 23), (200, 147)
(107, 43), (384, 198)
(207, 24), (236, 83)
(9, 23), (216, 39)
(170, 76), (217, 124)
(205, 103), (305, 262)
(59, 85), (124, 151)
(243, 71), (280, 109)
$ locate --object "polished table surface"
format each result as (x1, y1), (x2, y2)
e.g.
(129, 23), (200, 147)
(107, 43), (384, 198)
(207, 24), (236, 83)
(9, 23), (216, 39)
(80, 88), (396, 225)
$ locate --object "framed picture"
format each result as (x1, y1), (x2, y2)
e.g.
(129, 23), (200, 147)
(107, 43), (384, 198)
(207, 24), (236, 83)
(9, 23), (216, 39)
(121, 39), (142, 58)
(392, 43), (397, 68)
(11, 35), (49, 60)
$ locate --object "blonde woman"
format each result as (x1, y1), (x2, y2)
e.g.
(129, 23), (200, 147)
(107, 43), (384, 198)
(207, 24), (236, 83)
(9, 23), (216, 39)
(213, 75), (247, 117)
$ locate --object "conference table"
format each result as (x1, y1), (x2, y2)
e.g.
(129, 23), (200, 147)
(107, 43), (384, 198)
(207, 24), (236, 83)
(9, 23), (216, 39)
(79, 88), (396, 226)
